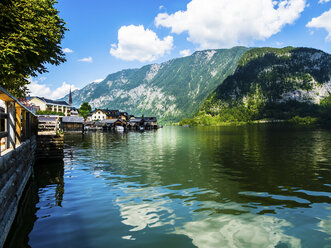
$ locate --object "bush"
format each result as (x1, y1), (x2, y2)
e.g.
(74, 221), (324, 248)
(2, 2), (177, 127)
(36, 110), (65, 116)
(288, 116), (317, 125)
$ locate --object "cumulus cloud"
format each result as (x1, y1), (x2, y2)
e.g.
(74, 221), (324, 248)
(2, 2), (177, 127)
(306, 8), (331, 41)
(78, 56), (93, 62)
(62, 48), (74, 53)
(319, 0), (330, 3)
(179, 49), (191, 57)
(155, 0), (306, 49)
(110, 25), (173, 62)
(28, 79), (51, 97)
(28, 80), (78, 100)
(50, 82), (78, 99)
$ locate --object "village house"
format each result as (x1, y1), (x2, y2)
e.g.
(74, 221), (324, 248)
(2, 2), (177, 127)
(96, 118), (127, 130)
(87, 109), (130, 121)
(27, 96), (71, 116)
(103, 109), (129, 120)
(70, 107), (79, 116)
(85, 107), (158, 131)
(128, 117), (158, 130)
(86, 109), (107, 121)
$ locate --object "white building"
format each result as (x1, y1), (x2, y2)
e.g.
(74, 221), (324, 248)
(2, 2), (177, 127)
(86, 109), (107, 121)
(28, 97), (71, 116)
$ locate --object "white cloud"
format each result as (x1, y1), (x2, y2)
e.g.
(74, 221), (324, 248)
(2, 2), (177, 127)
(28, 80), (78, 100)
(155, 0), (306, 49)
(28, 80), (51, 97)
(319, 0), (330, 3)
(110, 25), (173, 62)
(51, 82), (78, 100)
(62, 48), (74, 53)
(78, 56), (93, 62)
(306, 8), (331, 41)
(179, 49), (191, 57)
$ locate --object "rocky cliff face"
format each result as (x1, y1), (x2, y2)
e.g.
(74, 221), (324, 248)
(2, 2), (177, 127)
(61, 47), (249, 122)
(200, 47), (331, 118)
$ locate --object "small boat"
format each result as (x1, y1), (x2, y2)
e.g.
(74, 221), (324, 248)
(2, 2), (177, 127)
(115, 126), (124, 132)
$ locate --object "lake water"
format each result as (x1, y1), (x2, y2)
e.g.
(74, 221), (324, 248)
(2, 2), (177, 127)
(5, 125), (331, 248)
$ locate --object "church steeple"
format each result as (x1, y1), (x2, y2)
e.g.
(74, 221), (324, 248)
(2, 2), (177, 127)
(69, 87), (72, 106)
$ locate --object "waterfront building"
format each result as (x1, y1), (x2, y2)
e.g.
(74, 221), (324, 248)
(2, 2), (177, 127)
(97, 118), (127, 129)
(61, 116), (84, 132)
(143, 117), (158, 129)
(86, 109), (107, 121)
(27, 97), (71, 116)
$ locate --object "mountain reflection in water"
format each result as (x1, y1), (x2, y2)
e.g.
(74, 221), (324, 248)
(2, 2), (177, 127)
(5, 125), (331, 248)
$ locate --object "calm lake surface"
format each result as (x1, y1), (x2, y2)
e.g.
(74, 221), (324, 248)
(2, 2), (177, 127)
(5, 125), (331, 248)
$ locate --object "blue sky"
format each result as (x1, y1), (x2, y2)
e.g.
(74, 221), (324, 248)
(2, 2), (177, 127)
(29, 0), (331, 99)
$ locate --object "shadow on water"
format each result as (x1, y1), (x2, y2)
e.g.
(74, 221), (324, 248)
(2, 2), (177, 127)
(4, 160), (64, 248)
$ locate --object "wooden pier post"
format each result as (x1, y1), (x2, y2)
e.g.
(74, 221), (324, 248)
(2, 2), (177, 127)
(6, 101), (16, 149)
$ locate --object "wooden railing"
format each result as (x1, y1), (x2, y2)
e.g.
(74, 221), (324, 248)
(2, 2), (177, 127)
(0, 86), (38, 156)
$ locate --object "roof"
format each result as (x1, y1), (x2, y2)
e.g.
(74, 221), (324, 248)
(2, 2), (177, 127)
(38, 116), (58, 122)
(129, 117), (157, 122)
(62, 116), (84, 123)
(29, 96), (70, 106)
(144, 117), (157, 122)
(99, 119), (118, 124)
(129, 118), (142, 123)
(99, 118), (127, 124)
(89, 109), (107, 115)
(0, 87), (36, 117)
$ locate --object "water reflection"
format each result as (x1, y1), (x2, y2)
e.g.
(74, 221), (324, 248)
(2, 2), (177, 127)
(176, 212), (301, 248)
(5, 161), (65, 248)
(6, 126), (331, 248)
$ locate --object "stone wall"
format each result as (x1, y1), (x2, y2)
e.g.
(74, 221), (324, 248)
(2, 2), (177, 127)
(0, 136), (36, 248)
(36, 134), (64, 160)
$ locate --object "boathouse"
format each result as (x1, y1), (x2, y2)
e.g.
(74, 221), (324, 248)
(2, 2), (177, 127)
(143, 117), (158, 129)
(61, 116), (84, 132)
(128, 118), (143, 130)
(97, 118), (127, 130)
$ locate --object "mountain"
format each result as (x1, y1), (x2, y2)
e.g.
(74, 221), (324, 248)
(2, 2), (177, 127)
(182, 47), (331, 125)
(60, 47), (249, 122)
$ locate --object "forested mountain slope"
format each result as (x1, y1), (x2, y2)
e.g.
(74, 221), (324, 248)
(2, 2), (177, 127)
(184, 47), (331, 125)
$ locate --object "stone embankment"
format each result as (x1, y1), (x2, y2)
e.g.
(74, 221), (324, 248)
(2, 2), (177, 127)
(0, 137), (36, 247)
(36, 133), (64, 161)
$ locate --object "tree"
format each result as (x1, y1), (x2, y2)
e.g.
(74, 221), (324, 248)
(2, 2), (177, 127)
(0, 0), (67, 98)
(79, 102), (92, 119)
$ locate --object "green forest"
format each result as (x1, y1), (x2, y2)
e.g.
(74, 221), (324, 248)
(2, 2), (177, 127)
(180, 47), (331, 126)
